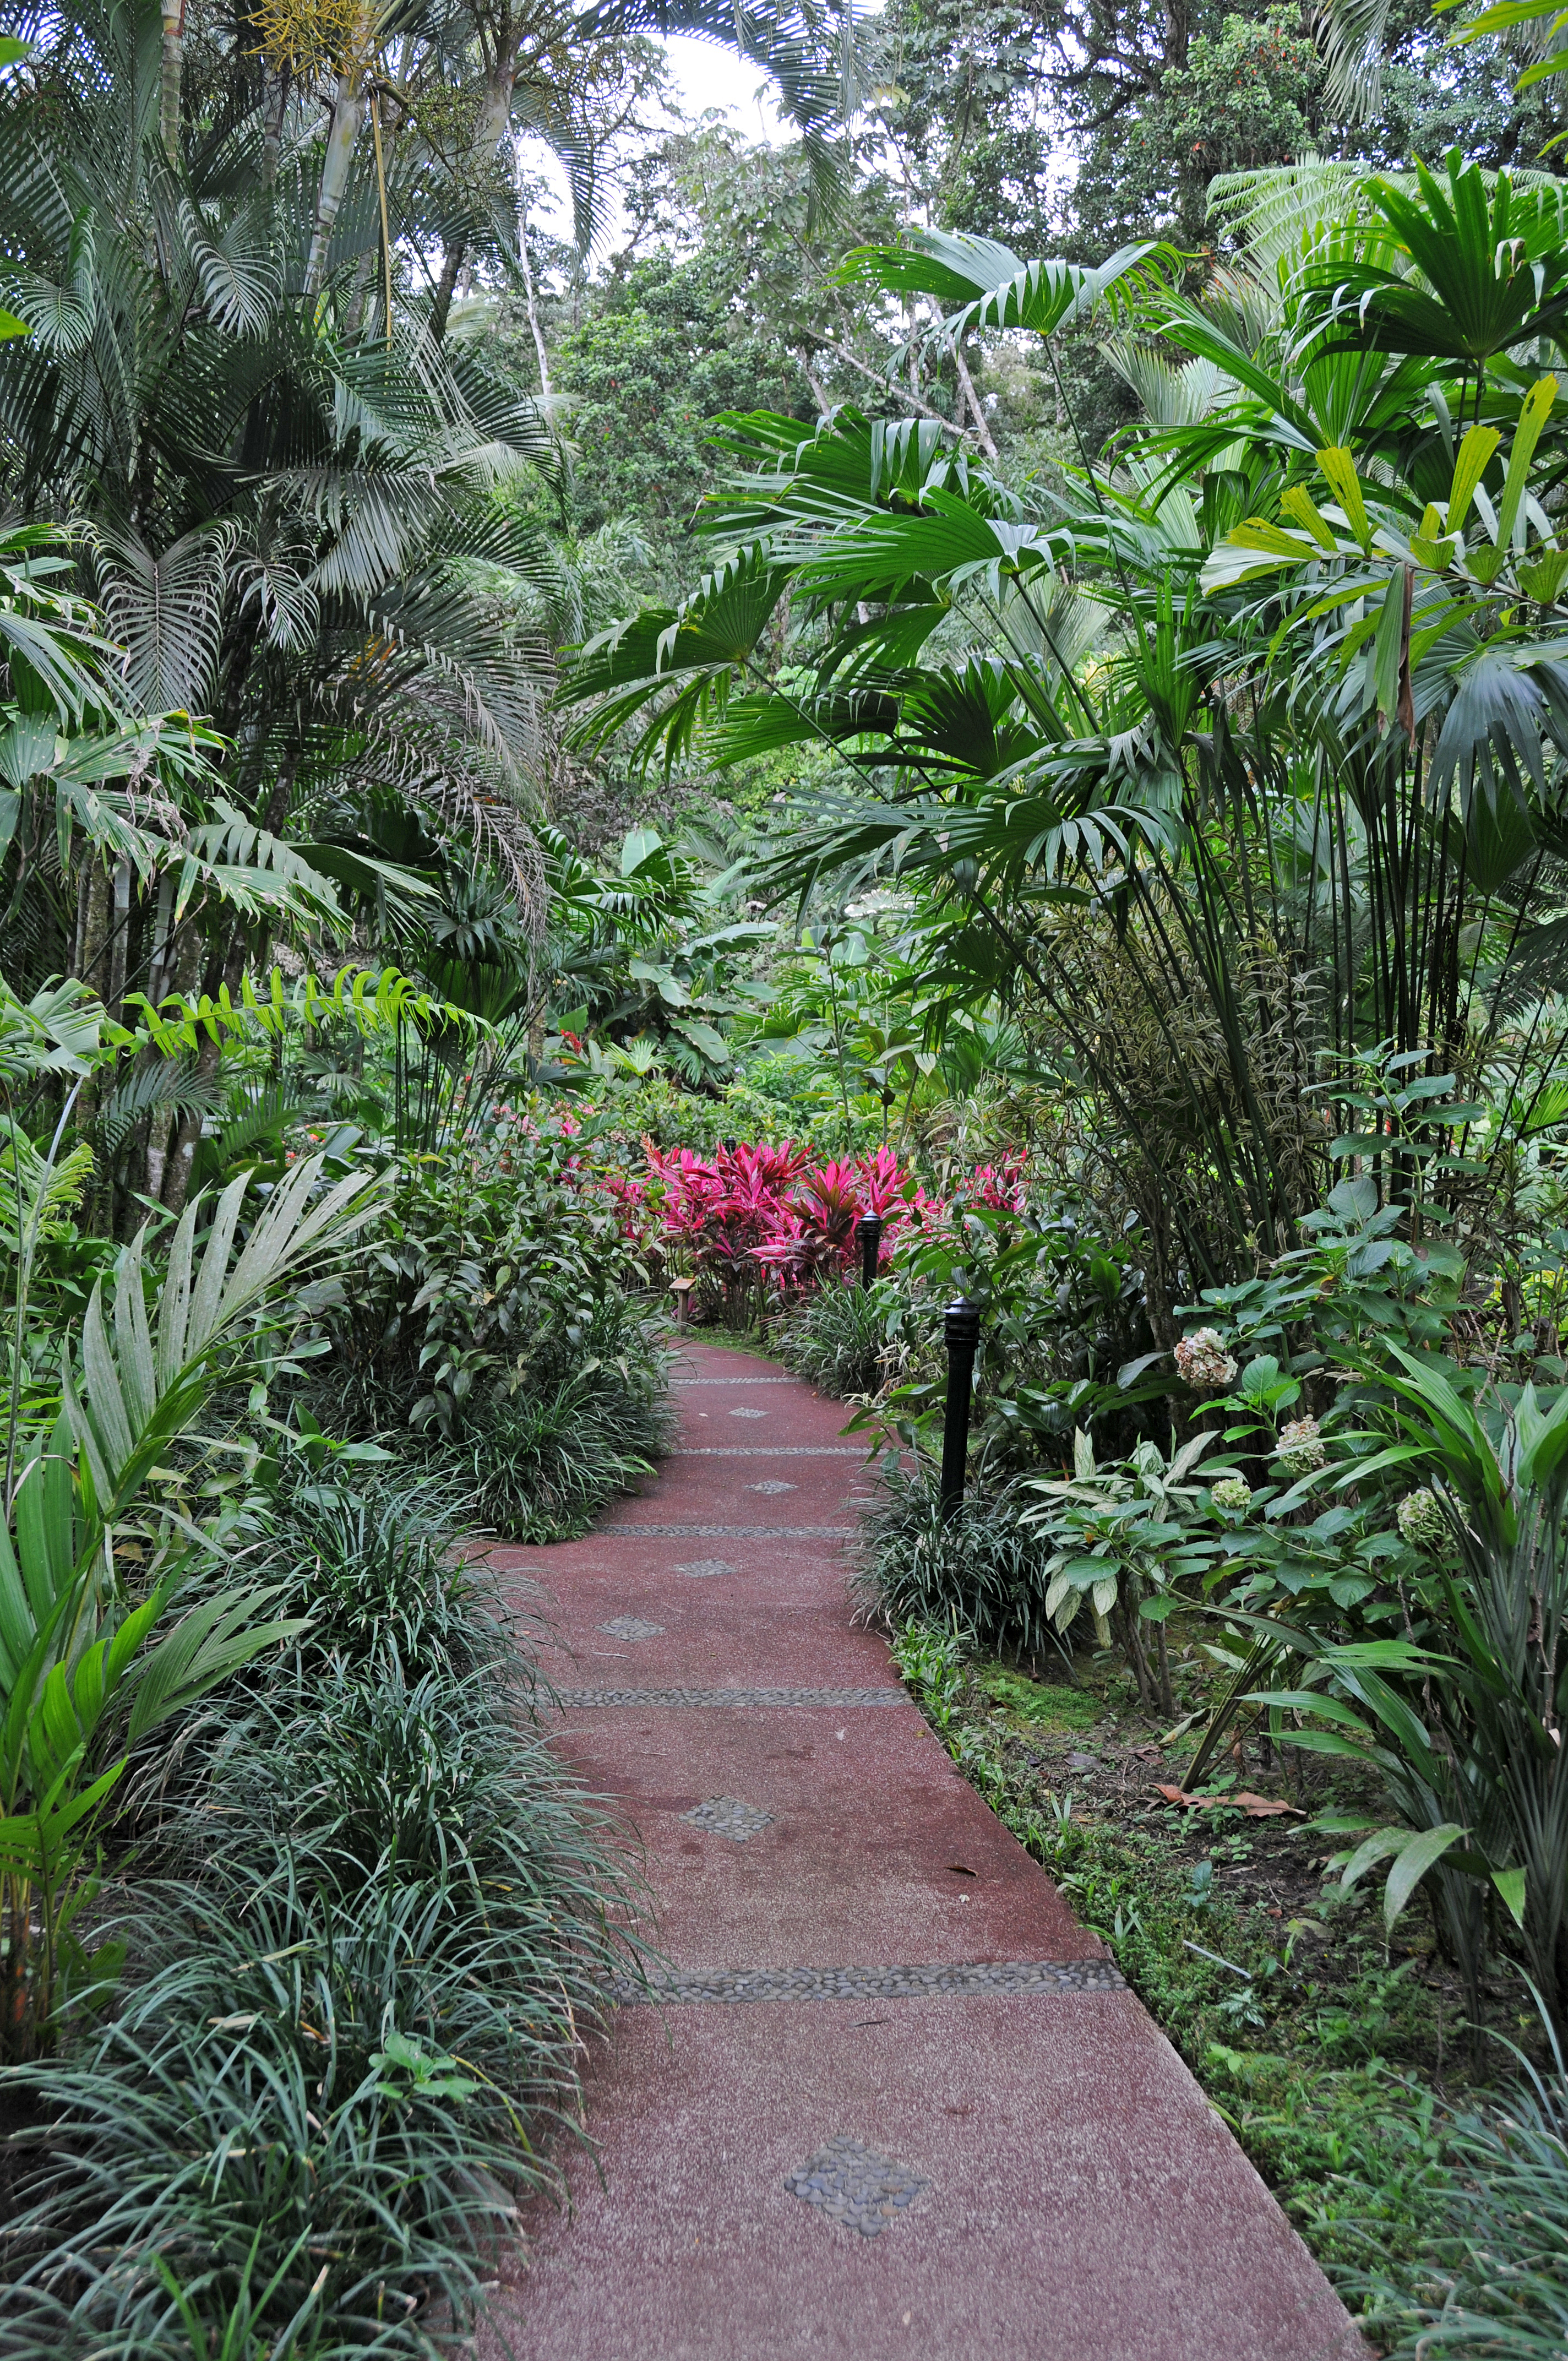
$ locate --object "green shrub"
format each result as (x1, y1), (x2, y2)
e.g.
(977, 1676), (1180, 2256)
(471, 1296), (671, 1541)
(2, 1485), (645, 2357)
(779, 1279), (892, 1397)
(332, 1114), (655, 1440)
(859, 1472), (1064, 1660)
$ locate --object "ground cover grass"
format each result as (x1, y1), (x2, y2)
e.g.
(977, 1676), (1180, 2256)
(0, 1470), (649, 2357)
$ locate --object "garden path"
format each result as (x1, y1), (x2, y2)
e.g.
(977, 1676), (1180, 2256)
(487, 1339), (1366, 2361)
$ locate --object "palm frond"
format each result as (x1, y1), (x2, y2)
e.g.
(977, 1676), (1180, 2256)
(87, 518), (237, 716)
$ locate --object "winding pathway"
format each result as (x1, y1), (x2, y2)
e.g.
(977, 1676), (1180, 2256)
(490, 1340), (1364, 2360)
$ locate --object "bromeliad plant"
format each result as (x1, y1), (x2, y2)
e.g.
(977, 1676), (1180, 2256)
(0, 1150), (381, 2059)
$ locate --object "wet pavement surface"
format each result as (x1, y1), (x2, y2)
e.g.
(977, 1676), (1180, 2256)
(484, 1339), (1367, 2361)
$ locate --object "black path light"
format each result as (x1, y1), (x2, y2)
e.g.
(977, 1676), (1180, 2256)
(857, 1213), (883, 1291)
(940, 1296), (981, 1525)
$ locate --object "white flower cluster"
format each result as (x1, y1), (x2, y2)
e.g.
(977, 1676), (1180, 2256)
(1174, 1328), (1238, 1390)
(1397, 1487), (1448, 1551)
(1276, 1416), (1327, 1477)
(1211, 1474), (1253, 1516)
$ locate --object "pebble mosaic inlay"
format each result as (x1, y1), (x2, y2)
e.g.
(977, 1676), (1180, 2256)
(555, 1685), (903, 1709)
(672, 1377), (796, 1386)
(672, 1558), (736, 1578)
(596, 1617), (664, 1641)
(747, 1479), (797, 1494)
(785, 2137), (930, 2238)
(611, 1959), (1125, 2004)
(603, 1524), (854, 1538)
(729, 1407), (768, 1419)
(680, 1795), (775, 1842)
(677, 1447), (863, 1457)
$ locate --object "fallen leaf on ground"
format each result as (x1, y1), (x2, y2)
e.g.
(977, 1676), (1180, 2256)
(1153, 1784), (1303, 1816)
(944, 1863), (978, 1877)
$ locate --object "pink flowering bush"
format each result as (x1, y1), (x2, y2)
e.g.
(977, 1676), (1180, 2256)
(634, 1137), (933, 1312)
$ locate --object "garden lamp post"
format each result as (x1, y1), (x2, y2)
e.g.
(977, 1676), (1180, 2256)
(857, 1213), (883, 1291)
(940, 1296), (981, 1525)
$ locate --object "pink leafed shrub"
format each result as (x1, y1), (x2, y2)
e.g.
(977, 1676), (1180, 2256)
(638, 1138), (926, 1298)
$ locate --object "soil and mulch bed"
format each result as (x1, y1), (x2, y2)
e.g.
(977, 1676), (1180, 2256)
(892, 1631), (1544, 2335)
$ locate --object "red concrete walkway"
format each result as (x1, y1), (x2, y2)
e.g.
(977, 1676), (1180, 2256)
(488, 1340), (1365, 2361)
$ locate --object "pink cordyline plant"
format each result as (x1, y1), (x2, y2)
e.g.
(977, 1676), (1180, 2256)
(620, 1134), (1037, 1306)
(639, 1138), (927, 1297)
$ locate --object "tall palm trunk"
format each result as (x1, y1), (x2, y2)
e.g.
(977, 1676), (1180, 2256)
(517, 173), (551, 398)
(431, 58), (518, 340)
(306, 67), (367, 295)
(160, 1), (184, 159)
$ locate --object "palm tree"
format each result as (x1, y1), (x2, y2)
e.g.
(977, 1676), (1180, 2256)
(562, 183), (1568, 1314)
(0, 0), (572, 1206)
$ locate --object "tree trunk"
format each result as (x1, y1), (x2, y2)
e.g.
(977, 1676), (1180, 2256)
(952, 338), (998, 460)
(263, 62), (287, 190)
(431, 240), (465, 341)
(517, 179), (552, 398)
(306, 67), (366, 294)
(261, 749), (298, 839)
(74, 857), (110, 995)
(128, 919), (199, 1209)
(106, 857), (131, 1025)
(160, 1), (185, 160)
(144, 873), (177, 1009)
(160, 940), (241, 1217)
(797, 347), (831, 415)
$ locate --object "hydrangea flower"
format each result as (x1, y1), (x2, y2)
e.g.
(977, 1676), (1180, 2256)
(1276, 1416), (1327, 1477)
(1211, 1474), (1253, 1515)
(1174, 1328), (1238, 1390)
(1397, 1487), (1448, 1551)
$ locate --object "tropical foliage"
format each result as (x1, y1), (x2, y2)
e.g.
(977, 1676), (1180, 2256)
(14, 0), (1568, 2334)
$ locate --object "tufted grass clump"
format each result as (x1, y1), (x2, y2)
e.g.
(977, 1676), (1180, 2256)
(858, 1469), (1060, 1660)
(471, 1298), (672, 1542)
(779, 1280), (892, 1399)
(1, 1478), (645, 2358)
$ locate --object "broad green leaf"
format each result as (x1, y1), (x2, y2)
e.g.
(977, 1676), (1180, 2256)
(1446, 422), (1501, 534)
(1496, 375), (1558, 550)
(1337, 1826), (1406, 1892)
(1279, 485), (1340, 551)
(1385, 1824), (1468, 1929)
(1316, 448), (1372, 548)
(1200, 520), (1325, 592)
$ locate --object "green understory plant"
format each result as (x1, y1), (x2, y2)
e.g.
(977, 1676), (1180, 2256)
(2, 1484), (646, 2355)
(0, 1152), (380, 2060)
(1256, 1354), (1568, 2028)
(859, 1469), (1071, 1666)
(469, 1293), (670, 1542)
(1022, 1428), (1226, 1713)
(778, 1276), (895, 1397)
(1364, 2025), (1568, 2358)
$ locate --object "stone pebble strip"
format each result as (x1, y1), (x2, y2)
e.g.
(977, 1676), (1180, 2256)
(554, 1686), (906, 1709)
(672, 1376), (798, 1385)
(611, 1959), (1126, 2005)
